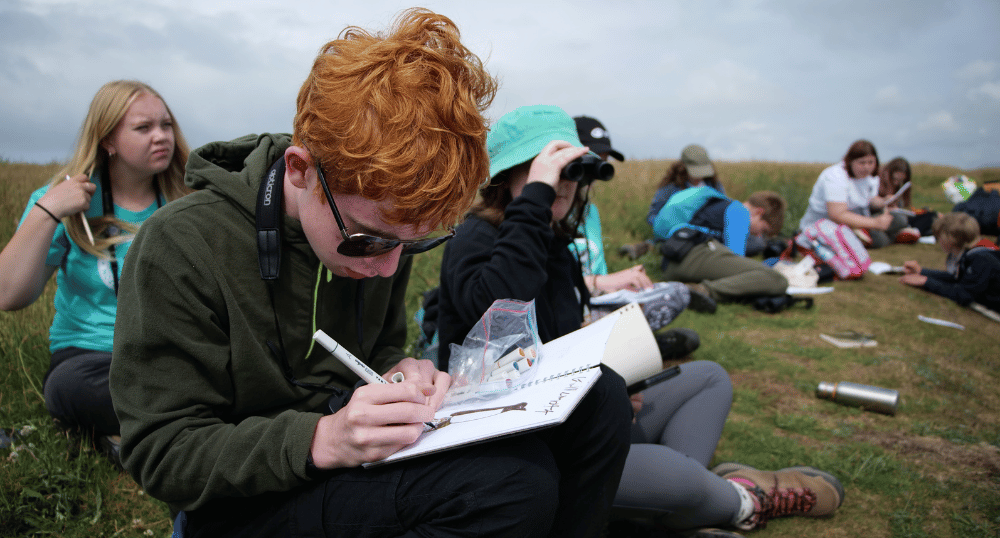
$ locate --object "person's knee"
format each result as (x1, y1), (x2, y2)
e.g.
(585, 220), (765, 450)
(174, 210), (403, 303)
(466, 437), (561, 531)
(761, 268), (789, 293)
(592, 367), (634, 444)
(689, 361), (733, 392)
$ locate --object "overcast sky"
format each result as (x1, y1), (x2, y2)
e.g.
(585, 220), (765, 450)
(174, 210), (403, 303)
(2, 0), (998, 169)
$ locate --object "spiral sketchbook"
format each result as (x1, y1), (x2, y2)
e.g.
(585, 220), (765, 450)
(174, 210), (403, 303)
(368, 302), (660, 466)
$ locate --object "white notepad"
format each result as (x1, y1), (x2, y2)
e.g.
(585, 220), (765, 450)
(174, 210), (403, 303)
(368, 303), (659, 466)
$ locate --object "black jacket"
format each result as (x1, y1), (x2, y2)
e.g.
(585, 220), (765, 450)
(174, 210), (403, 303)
(437, 182), (588, 371)
(921, 245), (1000, 311)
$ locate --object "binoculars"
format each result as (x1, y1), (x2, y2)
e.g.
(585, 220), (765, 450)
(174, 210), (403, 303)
(560, 154), (614, 184)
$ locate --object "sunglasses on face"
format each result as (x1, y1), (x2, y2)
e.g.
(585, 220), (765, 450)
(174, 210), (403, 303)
(314, 161), (455, 258)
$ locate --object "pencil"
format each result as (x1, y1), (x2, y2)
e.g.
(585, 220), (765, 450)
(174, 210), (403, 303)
(65, 175), (95, 245)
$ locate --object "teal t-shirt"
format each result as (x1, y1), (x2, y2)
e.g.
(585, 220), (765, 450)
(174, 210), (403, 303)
(572, 202), (608, 276)
(18, 178), (162, 353)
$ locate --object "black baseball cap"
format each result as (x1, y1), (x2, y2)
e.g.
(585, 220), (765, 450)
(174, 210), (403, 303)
(573, 116), (625, 161)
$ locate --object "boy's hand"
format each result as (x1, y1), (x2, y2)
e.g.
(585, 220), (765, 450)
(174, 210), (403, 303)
(310, 380), (438, 469)
(899, 274), (927, 287)
(386, 357), (451, 410)
(902, 260), (922, 275)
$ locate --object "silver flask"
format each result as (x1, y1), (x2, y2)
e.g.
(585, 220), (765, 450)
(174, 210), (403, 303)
(816, 381), (899, 415)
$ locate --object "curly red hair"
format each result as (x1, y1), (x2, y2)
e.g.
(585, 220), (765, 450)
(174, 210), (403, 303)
(293, 8), (497, 229)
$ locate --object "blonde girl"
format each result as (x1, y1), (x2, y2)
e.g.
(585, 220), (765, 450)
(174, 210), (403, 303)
(0, 80), (190, 452)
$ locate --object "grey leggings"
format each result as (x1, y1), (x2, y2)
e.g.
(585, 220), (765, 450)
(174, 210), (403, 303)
(44, 347), (119, 435)
(615, 360), (739, 529)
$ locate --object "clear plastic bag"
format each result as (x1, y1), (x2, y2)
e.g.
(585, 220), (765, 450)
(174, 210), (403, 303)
(444, 299), (542, 405)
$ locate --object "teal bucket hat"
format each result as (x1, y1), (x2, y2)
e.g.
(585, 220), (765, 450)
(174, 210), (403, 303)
(487, 105), (584, 180)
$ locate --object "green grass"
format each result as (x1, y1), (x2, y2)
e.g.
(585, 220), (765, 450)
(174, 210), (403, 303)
(3, 159), (999, 536)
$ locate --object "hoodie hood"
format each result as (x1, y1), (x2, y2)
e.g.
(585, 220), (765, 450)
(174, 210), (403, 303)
(185, 133), (292, 222)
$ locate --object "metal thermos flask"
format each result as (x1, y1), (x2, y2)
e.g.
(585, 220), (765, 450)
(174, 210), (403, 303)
(816, 381), (899, 415)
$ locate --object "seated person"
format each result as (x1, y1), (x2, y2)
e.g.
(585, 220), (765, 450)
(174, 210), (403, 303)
(653, 186), (789, 303)
(879, 157), (921, 243)
(798, 139), (907, 248)
(0, 80), (191, 464)
(623, 144), (767, 259)
(648, 144), (726, 226)
(899, 212), (1000, 312)
(573, 115), (714, 343)
(438, 105), (845, 534)
(878, 157), (912, 210)
(109, 11), (631, 537)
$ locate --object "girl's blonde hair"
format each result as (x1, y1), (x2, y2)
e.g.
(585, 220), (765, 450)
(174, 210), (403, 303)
(49, 80), (191, 257)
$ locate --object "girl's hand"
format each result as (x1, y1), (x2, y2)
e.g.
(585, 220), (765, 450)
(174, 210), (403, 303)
(872, 212), (893, 231)
(869, 195), (889, 211)
(526, 140), (590, 189)
(629, 393), (644, 418)
(593, 265), (654, 293)
(902, 260), (922, 275)
(40, 174), (95, 218)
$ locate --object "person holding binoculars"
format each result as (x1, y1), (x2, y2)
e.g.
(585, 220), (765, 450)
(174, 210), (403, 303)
(437, 104), (845, 535)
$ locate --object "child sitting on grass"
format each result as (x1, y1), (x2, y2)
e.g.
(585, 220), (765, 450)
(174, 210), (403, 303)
(899, 212), (1000, 312)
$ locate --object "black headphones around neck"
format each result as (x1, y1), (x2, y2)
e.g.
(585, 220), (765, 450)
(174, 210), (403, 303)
(256, 158), (286, 281)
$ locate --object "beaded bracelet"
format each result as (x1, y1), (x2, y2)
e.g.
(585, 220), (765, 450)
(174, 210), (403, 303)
(34, 201), (61, 224)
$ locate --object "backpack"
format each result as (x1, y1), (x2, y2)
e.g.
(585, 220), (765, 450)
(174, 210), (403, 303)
(652, 186), (728, 240)
(953, 187), (1000, 236)
(793, 219), (872, 280)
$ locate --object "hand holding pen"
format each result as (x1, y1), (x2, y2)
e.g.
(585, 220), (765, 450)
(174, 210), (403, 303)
(308, 330), (448, 468)
(35, 174), (95, 244)
(64, 175), (95, 244)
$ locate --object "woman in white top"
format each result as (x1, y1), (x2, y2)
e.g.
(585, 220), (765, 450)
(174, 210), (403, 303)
(798, 139), (905, 248)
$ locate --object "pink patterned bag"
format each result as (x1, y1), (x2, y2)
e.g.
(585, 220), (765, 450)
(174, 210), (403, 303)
(794, 219), (872, 280)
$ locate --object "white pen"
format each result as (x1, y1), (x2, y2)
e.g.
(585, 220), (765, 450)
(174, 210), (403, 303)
(313, 330), (391, 385)
(313, 330), (436, 429)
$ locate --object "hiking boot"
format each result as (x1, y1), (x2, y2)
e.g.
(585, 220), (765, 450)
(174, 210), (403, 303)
(685, 283), (717, 314)
(714, 463), (845, 530)
(687, 288), (717, 314)
(98, 434), (123, 470)
(618, 241), (651, 260)
(655, 328), (700, 359)
(894, 226), (920, 244)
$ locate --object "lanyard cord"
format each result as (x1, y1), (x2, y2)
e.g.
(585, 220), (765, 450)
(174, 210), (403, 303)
(100, 166), (163, 295)
(265, 279), (348, 395)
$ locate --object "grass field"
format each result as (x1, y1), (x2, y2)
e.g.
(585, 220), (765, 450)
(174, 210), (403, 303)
(2, 157), (998, 537)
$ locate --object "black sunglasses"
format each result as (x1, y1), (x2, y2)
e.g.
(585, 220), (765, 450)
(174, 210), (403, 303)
(314, 161), (455, 258)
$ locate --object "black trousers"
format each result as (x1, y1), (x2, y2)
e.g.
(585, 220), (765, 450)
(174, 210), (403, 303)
(44, 347), (119, 435)
(185, 367), (632, 538)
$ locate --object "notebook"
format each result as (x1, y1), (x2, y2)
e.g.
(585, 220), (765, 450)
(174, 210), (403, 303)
(367, 302), (660, 466)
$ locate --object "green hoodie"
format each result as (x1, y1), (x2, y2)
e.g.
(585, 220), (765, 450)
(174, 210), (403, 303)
(110, 133), (411, 512)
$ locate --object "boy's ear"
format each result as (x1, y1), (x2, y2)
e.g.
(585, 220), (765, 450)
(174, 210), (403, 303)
(284, 146), (311, 188)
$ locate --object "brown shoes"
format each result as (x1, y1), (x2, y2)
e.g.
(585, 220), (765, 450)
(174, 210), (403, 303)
(711, 462), (845, 530)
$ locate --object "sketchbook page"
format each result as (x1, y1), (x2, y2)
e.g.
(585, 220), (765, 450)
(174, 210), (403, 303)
(368, 308), (625, 466)
(369, 367), (601, 466)
(600, 303), (662, 386)
(885, 182), (911, 206)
